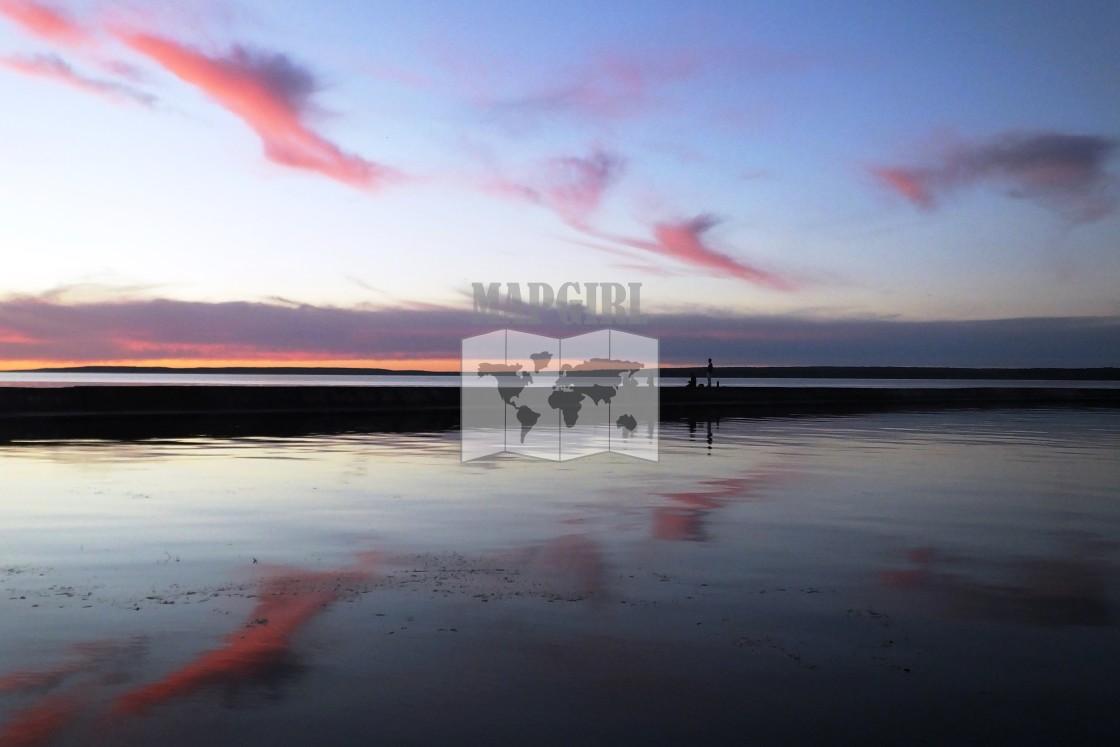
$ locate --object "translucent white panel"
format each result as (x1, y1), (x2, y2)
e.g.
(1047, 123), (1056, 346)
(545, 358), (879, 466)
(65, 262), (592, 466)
(460, 331), (508, 461)
(606, 330), (659, 462)
(462, 328), (659, 462)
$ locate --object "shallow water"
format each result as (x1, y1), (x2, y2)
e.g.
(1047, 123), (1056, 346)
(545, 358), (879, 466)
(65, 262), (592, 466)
(1, 408), (1118, 745)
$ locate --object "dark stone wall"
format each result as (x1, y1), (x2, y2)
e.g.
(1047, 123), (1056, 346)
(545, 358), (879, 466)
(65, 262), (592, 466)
(0, 385), (1116, 441)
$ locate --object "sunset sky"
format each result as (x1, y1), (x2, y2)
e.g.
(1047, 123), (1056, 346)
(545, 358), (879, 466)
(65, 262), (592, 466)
(1, 0), (1117, 369)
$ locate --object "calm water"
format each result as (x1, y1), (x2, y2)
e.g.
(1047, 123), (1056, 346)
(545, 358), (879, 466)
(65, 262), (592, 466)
(2, 372), (1118, 388)
(1, 409), (1118, 745)
(0, 373), (458, 388)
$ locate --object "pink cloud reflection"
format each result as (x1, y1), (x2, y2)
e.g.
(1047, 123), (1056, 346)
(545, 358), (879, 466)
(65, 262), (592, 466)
(115, 555), (379, 715)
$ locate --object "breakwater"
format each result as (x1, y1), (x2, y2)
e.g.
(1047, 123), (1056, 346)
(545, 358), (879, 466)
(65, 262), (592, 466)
(4, 384), (1120, 417)
(0, 384), (1114, 441)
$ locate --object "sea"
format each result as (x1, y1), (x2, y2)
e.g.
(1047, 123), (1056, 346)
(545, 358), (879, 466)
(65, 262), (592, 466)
(1, 406), (1118, 744)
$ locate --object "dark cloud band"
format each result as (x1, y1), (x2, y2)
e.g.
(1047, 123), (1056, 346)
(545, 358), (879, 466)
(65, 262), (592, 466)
(2, 295), (1117, 368)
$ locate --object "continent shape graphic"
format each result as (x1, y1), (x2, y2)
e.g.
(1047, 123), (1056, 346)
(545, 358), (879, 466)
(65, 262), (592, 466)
(514, 405), (541, 443)
(478, 356), (646, 441)
(529, 351), (553, 372)
(477, 362), (532, 405)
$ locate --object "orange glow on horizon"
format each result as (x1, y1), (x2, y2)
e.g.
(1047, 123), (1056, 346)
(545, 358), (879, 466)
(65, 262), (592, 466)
(0, 357), (462, 372)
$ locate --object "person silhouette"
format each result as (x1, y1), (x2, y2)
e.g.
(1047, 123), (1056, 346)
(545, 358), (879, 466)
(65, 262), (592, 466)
(706, 358), (713, 387)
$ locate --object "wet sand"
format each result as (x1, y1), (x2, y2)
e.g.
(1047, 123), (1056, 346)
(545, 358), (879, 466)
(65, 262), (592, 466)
(4, 543), (1117, 745)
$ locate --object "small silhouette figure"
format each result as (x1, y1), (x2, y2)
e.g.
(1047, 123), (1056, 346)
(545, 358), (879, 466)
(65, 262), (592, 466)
(706, 358), (713, 387)
(687, 372), (697, 388)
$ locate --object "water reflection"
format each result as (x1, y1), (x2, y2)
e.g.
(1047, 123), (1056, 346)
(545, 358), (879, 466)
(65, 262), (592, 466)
(684, 416), (717, 450)
(1, 409), (1118, 745)
(501, 534), (608, 602)
(0, 639), (147, 747)
(0, 691), (86, 747)
(0, 536), (615, 745)
(0, 556), (381, 745)
(114, 555), (380, 715)
(653, 469), (782, 542)
(0, 642), (118, 694)
(883, 539), (1116, 627)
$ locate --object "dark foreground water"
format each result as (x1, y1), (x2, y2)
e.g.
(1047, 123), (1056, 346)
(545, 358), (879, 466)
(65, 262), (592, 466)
(1, 408), (1118, 745)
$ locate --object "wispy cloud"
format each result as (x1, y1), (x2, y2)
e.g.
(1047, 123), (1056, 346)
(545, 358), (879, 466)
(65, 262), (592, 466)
(368, 41), (812, 133)
(874, 131), (1119, 223)
(478, 146), (791, 287)
(490, 52), (699, 123)
(0, 1), (161, 105)
(484, 149), (624, 228)
(362, 47), (689, 127)
(590, 214), (795, 290)
(478, 46), (813, 128)
(0, 0), (88, 46)
(0, 52), (155, 106)
(0, 3), (395, 189)
(117, 32), (400, 189)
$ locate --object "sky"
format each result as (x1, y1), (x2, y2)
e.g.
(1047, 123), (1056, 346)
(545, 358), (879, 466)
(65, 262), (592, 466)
(0, 0), (1117, 370)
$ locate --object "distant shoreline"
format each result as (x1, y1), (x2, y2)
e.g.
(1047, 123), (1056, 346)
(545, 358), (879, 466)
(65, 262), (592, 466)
(6, 365), (1119, 380)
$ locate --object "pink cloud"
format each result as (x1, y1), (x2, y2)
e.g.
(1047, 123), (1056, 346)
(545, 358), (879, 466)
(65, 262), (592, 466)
(96, 57), (148, 82)
(0, 53), (155, 106)
(499, 52), (698, 120)
(0, 0), (88, 47)
(594, 215), (795, 290)
(365, 45), (673, 122)
(874, 131), (1118, 222)
(485, 149), (624, 228)
(0, 2), (161, 106)
(872, 166), (935, 208)
(479, 46), (811, 127)
(370, 41), (813, 131)
(117, 32), (400, 189)
(482, 151), (792, 288)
